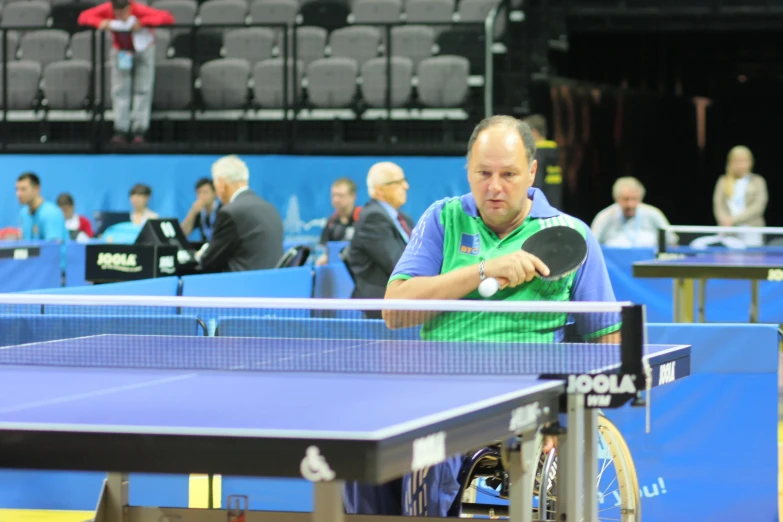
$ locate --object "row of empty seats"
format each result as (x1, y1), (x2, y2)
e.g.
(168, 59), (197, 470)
(0, 54), (470, 111)
(0, 0), (501, 34)
(0, 24), (477, 72)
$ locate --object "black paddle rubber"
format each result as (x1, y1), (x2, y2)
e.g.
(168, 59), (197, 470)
(522, 225), (588, 281)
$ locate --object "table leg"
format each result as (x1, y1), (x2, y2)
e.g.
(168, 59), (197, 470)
(556, 394), (584, 522)
(583, 409), (598, 522)
(312, 481), (345, 522)
(94, 472), (128, 522)
(750, 280), (759, 323)
(698, 278), (706, 323)
(508, 433), (537, 522)
(673, 279), (695, 323)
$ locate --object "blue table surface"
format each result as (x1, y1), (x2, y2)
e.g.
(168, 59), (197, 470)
(641, 252), (783, 267)
(0, 336), (688, 438)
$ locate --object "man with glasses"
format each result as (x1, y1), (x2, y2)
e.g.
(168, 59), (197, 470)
(346, 162), (413, 318)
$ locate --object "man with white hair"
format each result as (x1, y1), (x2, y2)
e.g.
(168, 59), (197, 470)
(196, 155), (283, 272)
(591, 176), (674, 248)
(347, 162), (413, 310)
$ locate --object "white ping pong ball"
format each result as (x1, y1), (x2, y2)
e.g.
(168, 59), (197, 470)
(478, 278), (499, 298)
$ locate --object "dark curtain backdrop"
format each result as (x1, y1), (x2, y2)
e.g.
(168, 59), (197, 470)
(530, 77), (781, 230)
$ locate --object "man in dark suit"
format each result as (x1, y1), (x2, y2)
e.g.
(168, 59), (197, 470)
(347, 161), (413, 315)
(196, 155), (284, 273)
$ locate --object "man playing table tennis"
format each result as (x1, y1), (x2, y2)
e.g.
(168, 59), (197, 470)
(374, 115), (620, 517)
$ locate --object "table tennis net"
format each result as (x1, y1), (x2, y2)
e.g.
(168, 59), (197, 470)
(0, 295), (645, 377)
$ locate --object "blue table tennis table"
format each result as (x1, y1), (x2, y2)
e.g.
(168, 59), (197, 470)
(0, 334), (691, 522)
(633, 249), (783, 322)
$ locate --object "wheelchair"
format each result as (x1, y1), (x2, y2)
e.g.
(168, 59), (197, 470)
(450, 411), (640, 521)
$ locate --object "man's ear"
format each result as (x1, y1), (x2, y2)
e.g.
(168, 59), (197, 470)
(529, 159), (538, 181)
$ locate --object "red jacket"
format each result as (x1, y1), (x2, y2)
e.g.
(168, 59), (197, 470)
(78, 2), (175, 50)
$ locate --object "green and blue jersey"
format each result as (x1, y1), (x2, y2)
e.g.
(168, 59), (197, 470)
(389, 188), (621, 342)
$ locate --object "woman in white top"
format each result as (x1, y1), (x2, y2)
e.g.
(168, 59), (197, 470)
(129, 183), (159, 226)
(712, 146), (768, 247)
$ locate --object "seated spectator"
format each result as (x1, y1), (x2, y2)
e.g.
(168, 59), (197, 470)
(129, 183), (159, 225)
(713, 145), (768, 247)
(591, 177), (674, 248)
(15, 172), (68, 243)
(181, 177), (222, 242)
(523, 114), (563, 209)
(315, 177), (361, 266)
(78, 0), (175, 144)
(57, 193), (94, 241)
(195, 155), (284, 273)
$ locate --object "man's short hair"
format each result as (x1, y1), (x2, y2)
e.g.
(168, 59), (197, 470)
(612, 177), (646, 200)
(56, 193), (74, 207)
(17, 172), (40, 186)
(195, 177), (215, 191)
(111, 0), (130, 9)
(212, 155), (250, 184)
(129, 183), (152, 197)
(466, 115), (537, 170)
(522, 114), (547, 139)
(332, 177), (356, 194)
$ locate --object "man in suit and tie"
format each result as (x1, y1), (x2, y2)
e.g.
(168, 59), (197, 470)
(347, 162), (413, 318)
(196, 155), (284, 273)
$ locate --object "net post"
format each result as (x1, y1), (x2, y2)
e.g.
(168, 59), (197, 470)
(657, 227), (667, 254)
(620, 304), (646, 406)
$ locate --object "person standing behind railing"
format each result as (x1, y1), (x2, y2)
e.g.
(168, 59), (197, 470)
(77, 0), (174, 144)
(712, 145), (768, 247)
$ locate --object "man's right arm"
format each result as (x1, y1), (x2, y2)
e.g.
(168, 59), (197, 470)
(198, 210), (237, 273)
(78, 3), (113, 27)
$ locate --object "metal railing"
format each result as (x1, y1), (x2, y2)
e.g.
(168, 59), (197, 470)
(0, 17), (495, 152)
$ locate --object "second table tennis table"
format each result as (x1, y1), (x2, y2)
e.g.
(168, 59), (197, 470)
(633, 250), (783, 322)
(0, 332), (691, 522)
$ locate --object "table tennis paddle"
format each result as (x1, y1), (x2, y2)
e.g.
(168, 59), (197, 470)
(478, 225), (588, 298)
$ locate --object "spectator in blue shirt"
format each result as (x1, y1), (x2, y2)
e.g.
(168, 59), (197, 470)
(16, 172), (68, 243)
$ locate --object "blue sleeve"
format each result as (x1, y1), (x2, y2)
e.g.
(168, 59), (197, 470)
(570, 221), (621, 339)
(388, 198), (447, 283)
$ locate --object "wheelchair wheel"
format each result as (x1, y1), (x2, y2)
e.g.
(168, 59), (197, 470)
(534, 412), (641, 521)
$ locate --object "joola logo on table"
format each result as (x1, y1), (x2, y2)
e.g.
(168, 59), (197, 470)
(566, 374), (637, 394)
(97, 252), (142, 273)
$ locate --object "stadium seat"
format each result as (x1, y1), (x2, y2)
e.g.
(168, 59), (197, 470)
(416, 55), (469, 107)
(351, 0), (402, 24)
(69, 30), (113, 63)
(0, 1), (50, 31)
(43, 60), (91, 110)
(248, 0), (298, 38)
(328, 26), (381, 69)
(152, 58), (193, 110)
(198, 0), (247, 30)
(284, 26), (327, 68)
(0, 61), (41, 110)
(252, 58), (303, 108)
(298, 0), (351, 33)
(306, 57), (358, 108)
(199, 58), (250, 110)
(224, 27), (275, 64)
(154, 0), (197, 38)
(389, 25), (435, 67)
(0, 32), (19, 62)
(405, 0), (454, 24)
(153, 29), (172, 60)
(359, 56), (413, 107)
(18, 30), (70, 68)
